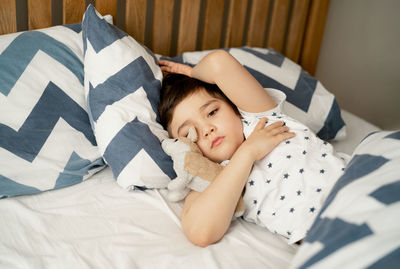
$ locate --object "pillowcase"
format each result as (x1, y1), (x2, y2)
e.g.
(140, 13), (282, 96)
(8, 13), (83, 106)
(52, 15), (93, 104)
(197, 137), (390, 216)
(82, 5), (175, 190)
(0, 23), (105, 198)
(290, 130), (400, 268)
(165, 47), (346, 141)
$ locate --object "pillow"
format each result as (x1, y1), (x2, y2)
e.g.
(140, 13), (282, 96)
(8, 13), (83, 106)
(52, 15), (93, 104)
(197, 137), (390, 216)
(0, 23), (105, 198)
(290, 130), (400, 268)
(165, 47), (346, 141)
(82, 5), (175, 190)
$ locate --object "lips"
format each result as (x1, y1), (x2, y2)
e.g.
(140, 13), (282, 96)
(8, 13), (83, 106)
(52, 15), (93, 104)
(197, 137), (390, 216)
(211, 136), (224, 148)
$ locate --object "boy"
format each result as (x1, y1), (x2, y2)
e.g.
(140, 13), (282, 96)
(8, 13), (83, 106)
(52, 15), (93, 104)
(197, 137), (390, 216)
(158, 50), (346, 247)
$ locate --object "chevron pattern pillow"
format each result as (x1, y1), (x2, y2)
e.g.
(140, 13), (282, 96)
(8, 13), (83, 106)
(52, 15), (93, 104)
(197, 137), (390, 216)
(167, 47), (346, 140)
(82, 5), (175, 190)
(291, 130), (400, 268)
(0, 24), (105, 198)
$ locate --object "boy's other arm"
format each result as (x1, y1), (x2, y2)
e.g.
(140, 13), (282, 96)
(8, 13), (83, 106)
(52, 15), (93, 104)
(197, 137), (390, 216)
(181, 119), (295, 247)
(191, 50), (276, 113)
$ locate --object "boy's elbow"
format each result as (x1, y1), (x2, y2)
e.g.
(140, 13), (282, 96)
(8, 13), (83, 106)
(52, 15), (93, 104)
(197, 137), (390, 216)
(182, 218), (222, 247)
(185, 228), (218, 248)
(206, 50), (231, 74)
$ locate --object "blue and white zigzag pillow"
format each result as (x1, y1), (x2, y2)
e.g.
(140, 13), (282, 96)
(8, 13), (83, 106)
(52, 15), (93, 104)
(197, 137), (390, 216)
(0, 23), (105, 198)
(82, 5), (175, 190)
(291, 130), (400, 268)
(167, 47), (346, 141)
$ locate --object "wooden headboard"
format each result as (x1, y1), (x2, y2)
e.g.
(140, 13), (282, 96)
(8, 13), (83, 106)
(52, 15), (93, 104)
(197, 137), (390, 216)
(0, 0), (329, 75)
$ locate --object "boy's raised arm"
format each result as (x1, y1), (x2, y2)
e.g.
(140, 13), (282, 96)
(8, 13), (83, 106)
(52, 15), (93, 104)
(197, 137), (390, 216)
(191, 50), (276, 113)
(159, 50), (276, 113)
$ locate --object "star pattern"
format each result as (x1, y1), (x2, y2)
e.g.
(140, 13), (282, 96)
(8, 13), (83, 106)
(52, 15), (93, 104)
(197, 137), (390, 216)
(297, 190), (302, 196)
(240, 108), (347, 243)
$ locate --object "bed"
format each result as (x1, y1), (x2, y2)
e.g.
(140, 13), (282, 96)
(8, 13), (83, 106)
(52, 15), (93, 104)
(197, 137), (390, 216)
(1, 1), (399, 268)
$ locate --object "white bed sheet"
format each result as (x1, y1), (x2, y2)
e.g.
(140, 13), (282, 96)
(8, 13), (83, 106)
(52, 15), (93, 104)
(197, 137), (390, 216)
(0, 110), (380, 269)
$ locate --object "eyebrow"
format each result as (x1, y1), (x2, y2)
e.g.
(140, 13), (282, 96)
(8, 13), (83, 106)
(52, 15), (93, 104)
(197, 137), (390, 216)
(176, 99), (218, 136)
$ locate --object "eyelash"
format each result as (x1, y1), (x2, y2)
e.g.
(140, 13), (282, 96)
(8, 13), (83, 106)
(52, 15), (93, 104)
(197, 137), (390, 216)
(208, 108), (218, 117)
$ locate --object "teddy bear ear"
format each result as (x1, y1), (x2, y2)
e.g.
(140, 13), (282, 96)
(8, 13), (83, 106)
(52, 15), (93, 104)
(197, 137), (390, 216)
(187, 126), (198, 142)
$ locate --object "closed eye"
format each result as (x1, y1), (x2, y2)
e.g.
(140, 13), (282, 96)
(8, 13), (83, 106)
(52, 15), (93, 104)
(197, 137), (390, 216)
(208, 109), (218, 117)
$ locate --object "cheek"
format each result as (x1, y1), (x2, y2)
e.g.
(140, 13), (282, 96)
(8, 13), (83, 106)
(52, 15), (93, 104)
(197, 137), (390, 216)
(196, 140), (208, 155)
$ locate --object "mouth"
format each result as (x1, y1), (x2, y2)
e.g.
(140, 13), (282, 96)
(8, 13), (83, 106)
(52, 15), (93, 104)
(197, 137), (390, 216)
(211, 136), (224, 149)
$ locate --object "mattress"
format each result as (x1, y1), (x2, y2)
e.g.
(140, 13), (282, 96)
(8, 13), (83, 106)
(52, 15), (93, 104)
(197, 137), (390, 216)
(0, 110), (380, 269)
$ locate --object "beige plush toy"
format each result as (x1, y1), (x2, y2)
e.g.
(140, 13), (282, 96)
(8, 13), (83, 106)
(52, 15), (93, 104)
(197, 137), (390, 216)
(162, 127), (245, 218)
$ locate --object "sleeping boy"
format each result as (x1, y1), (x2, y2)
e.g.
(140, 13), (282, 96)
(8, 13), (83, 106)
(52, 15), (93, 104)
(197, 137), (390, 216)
(158, 50), (347, 247)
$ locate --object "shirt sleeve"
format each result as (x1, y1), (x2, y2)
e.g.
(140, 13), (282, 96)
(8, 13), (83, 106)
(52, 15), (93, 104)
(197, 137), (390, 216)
(239, 88), (287, 119)
(239, 88), (287, 139)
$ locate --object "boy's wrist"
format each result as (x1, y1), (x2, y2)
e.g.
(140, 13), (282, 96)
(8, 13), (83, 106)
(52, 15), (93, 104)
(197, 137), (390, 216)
(234, 142), (257, 164)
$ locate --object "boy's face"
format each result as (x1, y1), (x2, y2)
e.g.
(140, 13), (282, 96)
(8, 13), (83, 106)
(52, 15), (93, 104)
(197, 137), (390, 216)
(169, 89), (244, 163)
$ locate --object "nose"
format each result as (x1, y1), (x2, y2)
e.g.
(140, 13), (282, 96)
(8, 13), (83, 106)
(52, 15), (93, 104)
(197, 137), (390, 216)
(203, 125), (215, 138)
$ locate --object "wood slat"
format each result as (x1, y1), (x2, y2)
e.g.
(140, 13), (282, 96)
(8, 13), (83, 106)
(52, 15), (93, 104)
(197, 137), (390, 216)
(28, 0), (52, 30)
(152, 0), (174, 55)
(125, 0), (147, 44)
(95, 0), (117, 23)
(176, 0), (201, 54)
(63, 0), (86, 25)
(224, 0), (248, 48)
(301, 0), (330, 75)
(201, 0), (225, 50)
(0, 0), (17, 35)
(266, 0), (290, 52)
(284, 0), (310, 62)
(246, 0), (270, 47)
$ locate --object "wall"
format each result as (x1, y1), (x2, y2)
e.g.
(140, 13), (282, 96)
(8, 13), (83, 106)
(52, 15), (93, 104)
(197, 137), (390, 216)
(315, 0), (400, 130)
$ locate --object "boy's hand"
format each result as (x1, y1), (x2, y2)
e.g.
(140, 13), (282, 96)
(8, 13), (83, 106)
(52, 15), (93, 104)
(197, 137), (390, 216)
(159, 60), (192, 77)
(243, 117), (295, 161)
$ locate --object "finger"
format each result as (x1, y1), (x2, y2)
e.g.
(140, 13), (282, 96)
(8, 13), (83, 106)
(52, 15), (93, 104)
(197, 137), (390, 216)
(264, 121), (285, 130)
(269, 126), (290, 136)
(278, 131), (296, 141)
(255, 117), (268, 129)
(270, 132), (296, 145)
(160, 66), (171, 72)
(158, 59), (171, 66)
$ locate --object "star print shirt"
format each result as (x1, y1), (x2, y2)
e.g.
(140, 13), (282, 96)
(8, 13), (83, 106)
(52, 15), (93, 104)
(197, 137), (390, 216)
(240, 88), (348, 244)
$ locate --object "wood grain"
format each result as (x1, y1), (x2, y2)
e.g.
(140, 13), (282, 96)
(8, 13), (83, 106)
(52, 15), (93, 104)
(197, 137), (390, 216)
(301, 0), (330, 75)
(95, 0), (117, 23)
(0, 0), (17, 35)
(201, 0), (225, 50)
(285, 0), (309, 62)
(176, 0), (201, 54)
(28, 0), (52, 30)
(152, 0), (174, 55)
(1, 0), (330, 72)
(125, 0), (147, 44)
(63, 0), (86, 25)
(246, 0), (270, 47)
(267, 0), (290, 52)
(224, 0), (248, 48)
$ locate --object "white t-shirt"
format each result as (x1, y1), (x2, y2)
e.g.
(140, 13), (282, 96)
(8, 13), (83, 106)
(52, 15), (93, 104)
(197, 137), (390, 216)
(240, 88), (348, 244)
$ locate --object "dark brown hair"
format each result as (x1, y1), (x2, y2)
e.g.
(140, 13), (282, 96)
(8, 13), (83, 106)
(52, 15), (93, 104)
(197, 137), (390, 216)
(158, 73), (239, 130)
